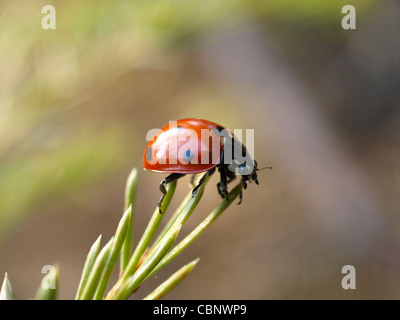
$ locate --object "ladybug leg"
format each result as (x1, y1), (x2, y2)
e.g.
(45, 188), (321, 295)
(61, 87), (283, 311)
(216, 168), (224, 198)
(225, 169), (241, 204)
(218, 167), (237, 199)
(192, 168), (215, 197)
(217, 181), (223, 197)
(242, 178), (248, 190)
(219, 165), (229, 200)
(159, 173), (186, 213)
(225, 168), (237, 185)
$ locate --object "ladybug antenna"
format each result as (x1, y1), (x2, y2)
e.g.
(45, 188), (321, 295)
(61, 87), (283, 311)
(257, 166), (273, 171)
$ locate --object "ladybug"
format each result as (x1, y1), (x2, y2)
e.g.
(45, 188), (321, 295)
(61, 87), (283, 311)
(143, 118), (264, 212)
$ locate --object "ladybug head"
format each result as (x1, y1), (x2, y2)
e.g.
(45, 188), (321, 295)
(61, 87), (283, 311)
(239, 160), (258, 184)
(241, 160), (272, 185)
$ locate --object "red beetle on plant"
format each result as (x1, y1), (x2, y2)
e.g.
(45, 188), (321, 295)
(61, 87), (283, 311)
(143, 118), (267, 212)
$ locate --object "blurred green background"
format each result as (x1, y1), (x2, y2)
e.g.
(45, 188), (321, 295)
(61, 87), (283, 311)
(1, 0), (400, 299)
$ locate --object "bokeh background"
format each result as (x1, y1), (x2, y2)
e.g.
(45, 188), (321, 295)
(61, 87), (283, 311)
(1, 0), (400, 299)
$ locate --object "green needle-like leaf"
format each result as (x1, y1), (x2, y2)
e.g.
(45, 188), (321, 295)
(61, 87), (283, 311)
(118, 181), (177, 282)
(109, 225), (181, 300)
(124, 168), (138, 211)
(80, 237), (114, 300)
(152, 191), (192, 247)
(120, 168), (138, 272)
(148, 173), (211, 256)
(148, 182), (243, 278)
(77, 168), (241, 300)
(35, 265), (59, 300)
(93, 206), (132, 299)
(0, 273), (15, 300)
(75, 234), (102, 300)
(144, 258), (199, 300)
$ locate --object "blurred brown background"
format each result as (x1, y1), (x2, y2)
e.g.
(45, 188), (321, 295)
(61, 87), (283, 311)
(1, 0), (400, 299)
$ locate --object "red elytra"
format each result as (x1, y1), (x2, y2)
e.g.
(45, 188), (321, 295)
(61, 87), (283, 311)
(143, 118), (261, 212)
(143, 118), (224, 173)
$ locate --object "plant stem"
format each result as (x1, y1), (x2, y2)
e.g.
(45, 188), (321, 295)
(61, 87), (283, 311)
(110, 225), (181, 300)
(107, 175), (210, 300)
(106, 181), (177, 298)
(151, 191), (191, 247)
(147, 182), (243, 279)
(149, 174), (211, 254)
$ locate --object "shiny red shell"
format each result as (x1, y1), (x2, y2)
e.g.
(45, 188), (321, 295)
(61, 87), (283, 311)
(143, 118), (225, 174)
